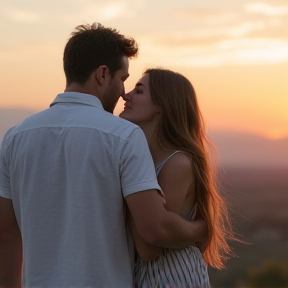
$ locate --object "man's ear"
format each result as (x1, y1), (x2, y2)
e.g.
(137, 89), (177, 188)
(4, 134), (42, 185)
(95, 65), (109, 85)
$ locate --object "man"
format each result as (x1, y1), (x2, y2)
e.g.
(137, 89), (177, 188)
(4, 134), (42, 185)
(0, 23), (206, 288)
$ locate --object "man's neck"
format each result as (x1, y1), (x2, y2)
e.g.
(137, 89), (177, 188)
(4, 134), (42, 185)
(65, 83), (93, 94)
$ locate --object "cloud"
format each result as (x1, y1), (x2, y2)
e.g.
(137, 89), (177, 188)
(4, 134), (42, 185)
(170, 9), (241, 28)
(101, 2), (130, 20)
(217, 38), (288, 64)
(227, 21), (266, 37)
(172, 9), (237, 21)
(245, 2), (288, 16)
(138, 37), (288, 67)
(7, 9), (43, 23)
(188, 21), (267, 39)
(0, 43), (62, 61)
(61, 1), (139, 25)
(145, 21), (267, 48)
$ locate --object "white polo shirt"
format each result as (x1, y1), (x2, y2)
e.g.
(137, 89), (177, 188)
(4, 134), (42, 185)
(0, 92), (161, 288)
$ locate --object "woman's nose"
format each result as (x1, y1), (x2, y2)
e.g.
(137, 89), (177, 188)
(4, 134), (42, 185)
(122, 92), (131, 101)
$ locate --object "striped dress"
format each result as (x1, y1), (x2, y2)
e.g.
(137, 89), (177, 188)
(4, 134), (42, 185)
(134, 151), (210, 288)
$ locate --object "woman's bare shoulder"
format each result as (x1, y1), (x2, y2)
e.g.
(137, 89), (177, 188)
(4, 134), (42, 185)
(158, 151), (193, 182)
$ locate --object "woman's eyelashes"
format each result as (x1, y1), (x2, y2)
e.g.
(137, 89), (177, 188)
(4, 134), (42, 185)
(136, 89), (143, 94)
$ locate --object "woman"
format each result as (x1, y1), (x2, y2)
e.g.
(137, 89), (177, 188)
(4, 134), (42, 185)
(119, 68), (234, 288)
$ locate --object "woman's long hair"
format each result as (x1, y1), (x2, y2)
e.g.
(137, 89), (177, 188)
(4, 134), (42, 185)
(145, 68), (235, 269)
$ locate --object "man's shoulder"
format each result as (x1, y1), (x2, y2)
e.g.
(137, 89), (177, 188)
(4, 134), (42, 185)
(1, 107), (143, 148)
(111, 115), (139, 132)
(100, 113), (143, 139)
(1, 110), (47, 144)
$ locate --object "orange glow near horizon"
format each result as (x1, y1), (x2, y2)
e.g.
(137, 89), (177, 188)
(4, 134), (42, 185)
(1, 60), (288, 140)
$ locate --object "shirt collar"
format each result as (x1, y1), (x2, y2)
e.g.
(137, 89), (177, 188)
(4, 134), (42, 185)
(50, 92), (104, 109)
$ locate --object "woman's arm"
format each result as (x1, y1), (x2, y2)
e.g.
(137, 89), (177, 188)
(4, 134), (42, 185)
(129, 152), (197, 261)
(157, 153), (196, 216)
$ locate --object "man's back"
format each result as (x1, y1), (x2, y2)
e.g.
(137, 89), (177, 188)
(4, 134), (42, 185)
(0, 92), (160, 287)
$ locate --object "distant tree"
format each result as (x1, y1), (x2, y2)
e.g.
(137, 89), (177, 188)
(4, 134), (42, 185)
(245, 260), (288, 288)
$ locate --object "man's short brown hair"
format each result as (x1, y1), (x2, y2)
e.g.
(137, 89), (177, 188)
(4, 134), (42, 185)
(63, 22), (138, 85)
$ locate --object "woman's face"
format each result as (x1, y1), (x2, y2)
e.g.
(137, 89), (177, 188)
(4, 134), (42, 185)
(119, 73), (160, 126)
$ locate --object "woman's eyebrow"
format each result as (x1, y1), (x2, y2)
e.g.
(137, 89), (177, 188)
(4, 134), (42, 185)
(136, 82), (146, 88)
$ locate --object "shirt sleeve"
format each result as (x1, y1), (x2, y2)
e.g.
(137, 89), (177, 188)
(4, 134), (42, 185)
(120, 127), (162, 198)
(0, 138), (12, 199)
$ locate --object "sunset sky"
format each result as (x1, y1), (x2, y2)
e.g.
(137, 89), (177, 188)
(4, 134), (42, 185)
(0, 0), (287, 139)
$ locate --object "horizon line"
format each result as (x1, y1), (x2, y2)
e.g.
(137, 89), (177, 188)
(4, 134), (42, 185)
(0, 105), (287, 141)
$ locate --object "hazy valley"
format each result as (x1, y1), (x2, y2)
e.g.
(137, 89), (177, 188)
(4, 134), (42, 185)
(1, 108), (287, 169)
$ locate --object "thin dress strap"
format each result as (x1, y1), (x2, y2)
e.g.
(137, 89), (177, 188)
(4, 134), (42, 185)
(155, 151), (182, 177)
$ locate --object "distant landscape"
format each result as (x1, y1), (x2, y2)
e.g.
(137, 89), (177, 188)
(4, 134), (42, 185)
(1, 108), (288, 287)
(1, 108), (287, 168)
(209, 167), (288, 287)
